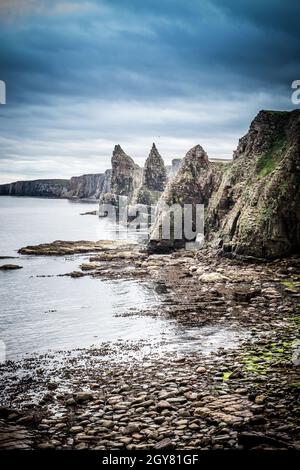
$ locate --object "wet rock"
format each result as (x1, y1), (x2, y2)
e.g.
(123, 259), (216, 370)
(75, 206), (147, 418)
(254, 394), (266, 404)
(0, 420), (33, 450)
(74, 392), (94, 403)
(70, 426), (84, 433)
(0, 264), (22, 270)
(154, 438), (173, 450)
(238, 432), (290, 449)
(199, 273), (228, 283)
(123, 424), (140, 435)
(156, 400), (173, 410)
(18, 239), (135, 256)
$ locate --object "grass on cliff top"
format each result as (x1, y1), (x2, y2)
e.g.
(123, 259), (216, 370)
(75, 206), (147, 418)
(34, 179), (69, 185)
(256, 135), (287, 178)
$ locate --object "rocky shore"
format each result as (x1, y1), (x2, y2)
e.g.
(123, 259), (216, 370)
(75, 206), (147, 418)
(1, 241), (299, 451)
(1, 110), (299, 451)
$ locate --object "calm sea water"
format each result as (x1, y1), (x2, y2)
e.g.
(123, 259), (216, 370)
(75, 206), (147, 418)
(0, 197), (246, 361)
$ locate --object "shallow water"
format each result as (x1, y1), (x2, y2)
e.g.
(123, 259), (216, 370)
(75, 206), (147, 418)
(0, 197), (247, 361)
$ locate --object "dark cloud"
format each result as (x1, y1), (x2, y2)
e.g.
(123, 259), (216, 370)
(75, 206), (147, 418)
(0, 0), (299, 182)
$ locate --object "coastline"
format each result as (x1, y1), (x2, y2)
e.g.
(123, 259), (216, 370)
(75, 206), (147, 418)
(1, 242), (299, 450)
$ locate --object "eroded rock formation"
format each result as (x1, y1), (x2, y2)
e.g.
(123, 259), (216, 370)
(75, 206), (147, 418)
(149, 110), (300, 259)
(100, 145), (142, 206)
(133, 143), (167, 206)
(111, 145), (142, 196)
(207, 110), (300, 258)
(0, 170), (112, 201)
(148, 144), (225, 252)
(0, 179), (69, 198)
(66, 174), (105, 199)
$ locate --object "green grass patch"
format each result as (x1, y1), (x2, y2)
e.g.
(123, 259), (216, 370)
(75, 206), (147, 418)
(241, 341), (292, 376)
(256, 135), (287, 178)
(222, 371), (233, 381)
(282, 280), (300, 293)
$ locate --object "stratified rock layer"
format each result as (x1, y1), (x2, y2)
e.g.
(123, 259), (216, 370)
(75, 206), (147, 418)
(133, 143), (167, 206)
(207, 110), (300, 258)
(0, 179), (69, 198)
(149, 144), (225, 252)
(99, 145), (142, 207)
(110, 145), (142, 197)
(149, 110), (300, 259)
(66, 174), (105, 199)
(143, 143), (167, 192)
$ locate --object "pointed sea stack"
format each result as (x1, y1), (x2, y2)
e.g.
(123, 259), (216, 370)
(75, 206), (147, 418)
(143, 143), (167, 192)
(148, 143), (225, 252)
(110, 145), (142, 196)
(132, 143), (168, 206)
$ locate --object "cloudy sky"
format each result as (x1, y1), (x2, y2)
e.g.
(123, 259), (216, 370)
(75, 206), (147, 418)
(0, 0), (299, 183)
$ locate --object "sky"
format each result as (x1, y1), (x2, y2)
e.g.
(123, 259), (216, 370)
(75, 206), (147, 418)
(0, 0), (299, 183)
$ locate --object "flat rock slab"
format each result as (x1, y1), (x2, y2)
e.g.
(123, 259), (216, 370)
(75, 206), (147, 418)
(0, 264), (22, 270)
(18, 239), (138, 256)
(0, 419), (33, 449)
(194, 394), (254, 425)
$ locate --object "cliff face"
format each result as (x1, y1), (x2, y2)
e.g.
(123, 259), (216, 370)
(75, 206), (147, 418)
(100, 145), (142, 205)
(149, 110), (300, 259)
(143, 143), (167, 192)
(0, 179), (69, 198)
(0, 183), (10, 195)
(101, 169), (111, 194)
(0, 146), (179, 203)
(149, 145), (225, 252)
(111, 145), (142, 196)
(66, 173), (105, 199)
(207, 110), (300, 258)
(0, 170), (113, 200)
(133, 143), (167, 206)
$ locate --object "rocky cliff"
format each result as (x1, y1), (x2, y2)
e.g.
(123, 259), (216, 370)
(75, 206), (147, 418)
(148, 144), (225, 252)
(0, 146), (179, 202)
(111, 144), (142, 196)
(207, 110), (300, 258)
(0, 179), (69, 198)
(0, 170), (113, 200)
(100, 145), (142, 205)
(143, 143), (167, 192)
(149, 110), (300, 259)
(133, 143), (167, 206)
(66, 173), (105, 199)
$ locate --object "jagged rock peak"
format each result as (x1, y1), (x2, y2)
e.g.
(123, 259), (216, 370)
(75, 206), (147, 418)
(233, 110), (298, 160)
(148, 143), (164, 163)
(180, 144), (209, 176)
(143, 143), (167, 192)
(110, 145), (142, 196)
(112, 144), (135, 164)
(148, 143), (163, 162)
(113, 144), (126, 156)
(186, 144), (208, 160)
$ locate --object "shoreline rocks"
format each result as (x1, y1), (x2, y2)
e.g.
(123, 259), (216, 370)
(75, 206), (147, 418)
(0, 264), (22, 270)
(18, 239), (138, 256)
(1, 243), (300, 450)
